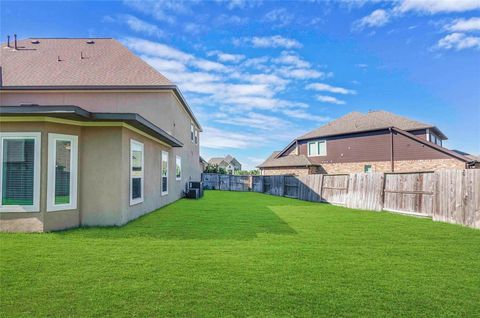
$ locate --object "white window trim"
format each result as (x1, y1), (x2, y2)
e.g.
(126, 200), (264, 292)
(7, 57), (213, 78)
(161, 151), (169, 195)
(190, 124), (194, 143)
(176, 155), (182, 181)
(0, 132), (41, 213)
(130, 139), (144, 206)
(194, 129), (198, 145)
(47, 133), (78, 212)
(307, 140), (327, 157)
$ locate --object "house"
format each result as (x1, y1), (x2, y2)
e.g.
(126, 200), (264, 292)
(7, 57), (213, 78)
(0, 37), (202, 232)
(199, 156), (208, 172)
(258, 110), (477, 176)
(208, 155), (242, 174)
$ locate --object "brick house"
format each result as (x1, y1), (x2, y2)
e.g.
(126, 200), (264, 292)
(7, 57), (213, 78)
(208, 155), (242, 174)
(258, 111), (477, 176)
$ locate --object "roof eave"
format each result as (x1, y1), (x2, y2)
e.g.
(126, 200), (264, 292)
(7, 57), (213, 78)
(0, 105), (183, 147)
(0, 85), (202, 132)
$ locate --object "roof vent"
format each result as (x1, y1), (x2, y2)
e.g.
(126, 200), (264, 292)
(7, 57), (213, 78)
(31, 40), (40, 44)
(86, 40), (95, 44)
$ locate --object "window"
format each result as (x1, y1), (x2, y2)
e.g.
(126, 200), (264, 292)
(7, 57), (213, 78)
(427, 130), (442, 146)
(47, 134), (78, 211)
(190, 124), (194, 142)
(364, 165), (373, 173)
(194, 129), (198, 144)
(175, 156), (182, 181)
(0, 132), (41, 212)
(307, 140), (327, 157)
(162, 151), (168, 195)
(130, 140), (144, 205)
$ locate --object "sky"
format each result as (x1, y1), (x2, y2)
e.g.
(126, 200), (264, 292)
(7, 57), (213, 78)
(1, 0), (479, 170)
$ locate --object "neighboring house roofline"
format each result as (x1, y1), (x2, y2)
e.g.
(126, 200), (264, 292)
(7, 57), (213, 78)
(0, 105), (183, 147)
(0, 85), (202, 132)
(391, 127), (473, 163)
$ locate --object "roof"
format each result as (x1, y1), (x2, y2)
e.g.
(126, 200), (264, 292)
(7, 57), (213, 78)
(208, 157), (228, 165)
(0, 105), (183, 147)
(0, 37), (202, 131)
(208, 155), (238, 165)
(298, 110), (446, 141)
(257, 151), (313, 168)
(0, 38), (172, 86)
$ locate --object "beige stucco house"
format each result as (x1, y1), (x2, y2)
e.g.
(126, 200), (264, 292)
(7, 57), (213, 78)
(0, 38), (202, 232)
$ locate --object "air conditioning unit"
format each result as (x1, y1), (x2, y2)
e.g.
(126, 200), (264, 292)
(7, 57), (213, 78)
(188, 181), (204, 198)
(186, 188), (200, 199)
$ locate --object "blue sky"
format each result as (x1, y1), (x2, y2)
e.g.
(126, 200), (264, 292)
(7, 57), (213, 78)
(2, 0), (479, 169)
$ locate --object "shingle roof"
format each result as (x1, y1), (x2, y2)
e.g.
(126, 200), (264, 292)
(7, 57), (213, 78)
(0, 38), (172, 87)
(298, 110), (445, 140)
(208, 158), (227, 165)
(208, 155), (236, 165)
(257, 151), (313, 168)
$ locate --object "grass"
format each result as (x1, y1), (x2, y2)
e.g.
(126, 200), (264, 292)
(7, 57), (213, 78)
(1, 191), (479, 317)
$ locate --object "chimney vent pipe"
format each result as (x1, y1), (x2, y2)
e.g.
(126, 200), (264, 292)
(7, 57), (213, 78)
(7, 35), (10, 48)
(14, 34), (17, 50)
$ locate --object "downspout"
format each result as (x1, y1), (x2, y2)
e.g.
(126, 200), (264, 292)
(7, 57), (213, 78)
(389, 128), (394, 172)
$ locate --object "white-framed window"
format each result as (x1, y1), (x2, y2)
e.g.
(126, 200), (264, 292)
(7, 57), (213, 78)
(130, 139), (144, 205)
(161, 151), (169, 195)
(190, 124), (194, 142)
(0, 132), (41, 213)
(47, 133), (78, 212)
(194, 129), (198, 144)
(307, 140), (327, 157)
(175, 155), (182, 181)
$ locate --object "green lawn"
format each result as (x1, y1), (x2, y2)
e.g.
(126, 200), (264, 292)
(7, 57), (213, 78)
(1, 191), (479, 317)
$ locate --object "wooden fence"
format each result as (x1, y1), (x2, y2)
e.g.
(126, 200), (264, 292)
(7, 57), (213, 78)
(202, 170), (480, 229)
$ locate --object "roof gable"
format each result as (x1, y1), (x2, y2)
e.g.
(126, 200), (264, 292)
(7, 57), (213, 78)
(298, 110), (442, 140)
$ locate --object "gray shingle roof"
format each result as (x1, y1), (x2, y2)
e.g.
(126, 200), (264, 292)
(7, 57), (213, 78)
(257, 151), (312, 168)
(298, 110), (445, 140)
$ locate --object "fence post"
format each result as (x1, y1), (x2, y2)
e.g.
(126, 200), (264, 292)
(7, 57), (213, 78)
(319, 174), (325, 202)
(380, 172), (386, 211)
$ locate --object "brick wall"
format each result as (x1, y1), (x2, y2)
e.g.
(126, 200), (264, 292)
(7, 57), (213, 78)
(260, 167), (311, 176)
(260, 158), (466, 175)
(320, 158), (465, 174)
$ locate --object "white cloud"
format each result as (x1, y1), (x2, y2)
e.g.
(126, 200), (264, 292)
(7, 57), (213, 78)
(263, 8), (294, 27)
(353, 9), (390, 30)
(184, 22), (208, 35)
(123, 37), (193, 62)
(208, 50), (246, 63)
(278, 67), (324, 80)
(123, 0), (191, 24)
(272, 51), (311, 68)
(316, 95), (346, 105)
(282, 109), (330, 122)
(236, 35), (302, 49)
(105, 14), (165, 38)
(215, 14), (249, 26)
(213, 112), (290, 130)
(306, 83), (356, 95)
(201, 126), (262, 149)
(446, 17), (480, 32)
(436, 32), (480, 50)
(395, 0), (480, 14)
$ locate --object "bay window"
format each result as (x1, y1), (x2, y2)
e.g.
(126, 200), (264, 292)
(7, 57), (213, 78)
(0, 132), (41, 212)
(162, 151), (168, 195)
(47, 133), (78, 211)
(130, 139), (144, 205)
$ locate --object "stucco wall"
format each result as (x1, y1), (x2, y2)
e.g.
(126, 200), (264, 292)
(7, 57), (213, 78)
(0, 121), (81, 232)
(1, 90), (202, 231)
